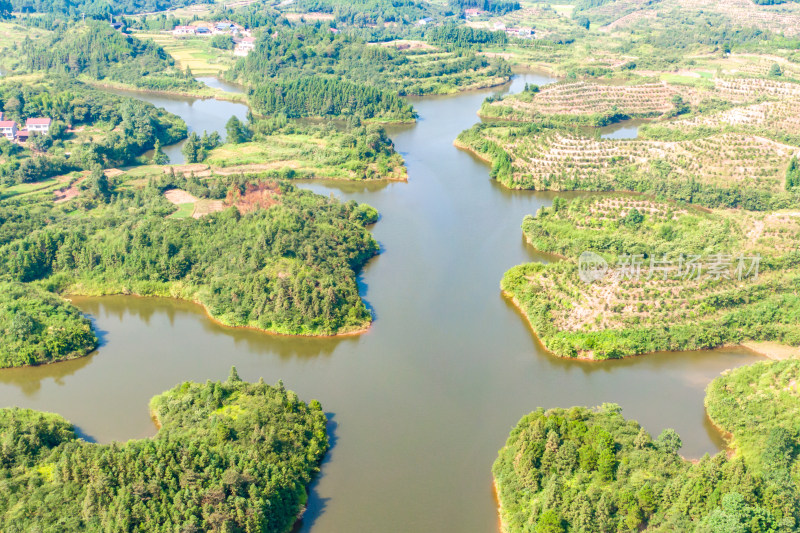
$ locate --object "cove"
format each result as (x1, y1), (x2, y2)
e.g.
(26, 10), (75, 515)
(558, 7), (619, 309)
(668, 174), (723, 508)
(0, 74), (764, 533)
(107, 85), (249, 164)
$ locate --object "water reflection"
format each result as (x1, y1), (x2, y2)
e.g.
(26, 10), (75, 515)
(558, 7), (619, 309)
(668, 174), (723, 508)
(597, 118), (644, 139)
(106, 87), (249, 164)
(0, 71), (767, 533)
(195, 76), (245, 94)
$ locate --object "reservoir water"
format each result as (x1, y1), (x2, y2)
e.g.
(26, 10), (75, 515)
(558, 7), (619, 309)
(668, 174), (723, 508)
(196, 76), (246, 94)
(598, 118), (643, 139)
(108, 86), (249, 164)
(0, 74), (763, 533)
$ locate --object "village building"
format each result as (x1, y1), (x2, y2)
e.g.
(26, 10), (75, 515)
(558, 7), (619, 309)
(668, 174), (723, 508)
(16, 130), (29, 142)
(234, 36), (256, 57)
(417, 17), (434, 26)
(0, 120), (17, 140)
(173, 26), (196, 36)
(196, 27), (211, 35)
(464, 8), (484, 17)
(504, 27), (533, 38)
(215, 22), (235, 33)
(26, 118), (51, 134)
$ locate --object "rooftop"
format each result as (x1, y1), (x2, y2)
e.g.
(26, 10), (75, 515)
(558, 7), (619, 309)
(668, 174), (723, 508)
(26, 118), (52, 125)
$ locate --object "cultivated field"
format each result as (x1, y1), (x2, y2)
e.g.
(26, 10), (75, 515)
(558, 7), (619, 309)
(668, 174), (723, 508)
(664, 99), (800, 139)
(590, 0), (800, 37)
(481, 80), (699, 120)
(503, 195), (800, 359)
(469, 127), (796, 194)
(134, 32), (234, 76)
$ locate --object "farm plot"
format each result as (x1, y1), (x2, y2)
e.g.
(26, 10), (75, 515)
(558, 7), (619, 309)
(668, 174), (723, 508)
(481, 128), (796, 195)
(714, 77), (800, 102)
(481, 80), (702, 121)
(164, 189), (225, 219)
(502, 194), (800, 359)
(664, 99), (800, 139)
(677, 0), (800, 37)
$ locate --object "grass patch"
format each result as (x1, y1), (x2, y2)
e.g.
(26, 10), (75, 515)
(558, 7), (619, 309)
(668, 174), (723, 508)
(169, 202), (196, 219)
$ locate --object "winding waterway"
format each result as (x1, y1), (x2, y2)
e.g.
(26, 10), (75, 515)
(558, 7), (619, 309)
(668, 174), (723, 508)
(0, 74), (764, 532)
(108, 85), (249, 164)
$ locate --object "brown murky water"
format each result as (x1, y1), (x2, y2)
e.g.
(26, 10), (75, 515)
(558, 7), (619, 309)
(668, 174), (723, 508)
(0, 74), (763, 533)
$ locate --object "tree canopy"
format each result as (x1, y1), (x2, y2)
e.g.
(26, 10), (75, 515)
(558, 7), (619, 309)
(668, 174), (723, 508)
(0, 281), (97, 368)
(0, 375), (329, 532)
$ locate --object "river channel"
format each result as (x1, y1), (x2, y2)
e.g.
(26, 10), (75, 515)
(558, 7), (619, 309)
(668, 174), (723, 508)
(0, 73), (763, 532)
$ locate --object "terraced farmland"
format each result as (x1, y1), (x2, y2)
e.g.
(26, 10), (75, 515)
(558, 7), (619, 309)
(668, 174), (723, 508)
(502, 195), (800, 359)
(464, 126), (796, 199)
(664, 99), (800, 140)
(481, 80), (696, 121)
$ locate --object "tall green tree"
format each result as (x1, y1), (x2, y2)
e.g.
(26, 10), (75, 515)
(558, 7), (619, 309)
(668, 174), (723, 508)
(225, 115), (249, 144)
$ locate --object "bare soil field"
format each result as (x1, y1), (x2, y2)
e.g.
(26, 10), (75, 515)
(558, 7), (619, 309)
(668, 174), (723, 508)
(226, 181), (282, 214)
(164, 189), (199, 205)
(375, 40), (436, 51)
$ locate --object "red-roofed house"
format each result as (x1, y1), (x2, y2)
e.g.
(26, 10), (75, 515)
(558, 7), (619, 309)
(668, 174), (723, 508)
(16, 130), (29, 142)
(26, 117), (51, 134)
(0, 120), (16, 140)
(173, 25), (196, 35)
(465, 8), (484, 17)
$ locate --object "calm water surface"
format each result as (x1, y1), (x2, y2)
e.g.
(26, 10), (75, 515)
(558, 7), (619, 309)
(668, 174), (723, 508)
(108, 86), (248, 164)
(0, 74), (763, 533)
(196, 76), (246, 94)
(599, 118), (643, 139)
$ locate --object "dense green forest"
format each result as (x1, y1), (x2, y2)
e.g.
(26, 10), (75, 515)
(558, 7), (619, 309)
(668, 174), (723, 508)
(10, 0), (201, 16)
(501, 195), (800, 359)
(494, 399), (797, 532)
(449, 0), (520, 15)
(250, 77), (416, 122)
(0, 281), (97, 368)
(229, 25), (509, 97)
(226, 23), (509, 119)
(0, 76), (186, 184)
(0, 373), (329, 532)
(426, 24), (509, 48)
(0, 179), (379, 335)
(288, 0), (436, 25)
(17, 21), (200, 91)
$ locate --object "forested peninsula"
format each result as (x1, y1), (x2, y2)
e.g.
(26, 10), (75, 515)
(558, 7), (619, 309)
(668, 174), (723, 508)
(496, 358), (800, 532)
(0, 371), (329, 532)
(0, 281), (97, 368)
(2, 180), (379, 336)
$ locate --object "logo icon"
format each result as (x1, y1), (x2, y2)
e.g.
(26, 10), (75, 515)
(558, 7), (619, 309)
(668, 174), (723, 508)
(578, 251), (608, 284)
